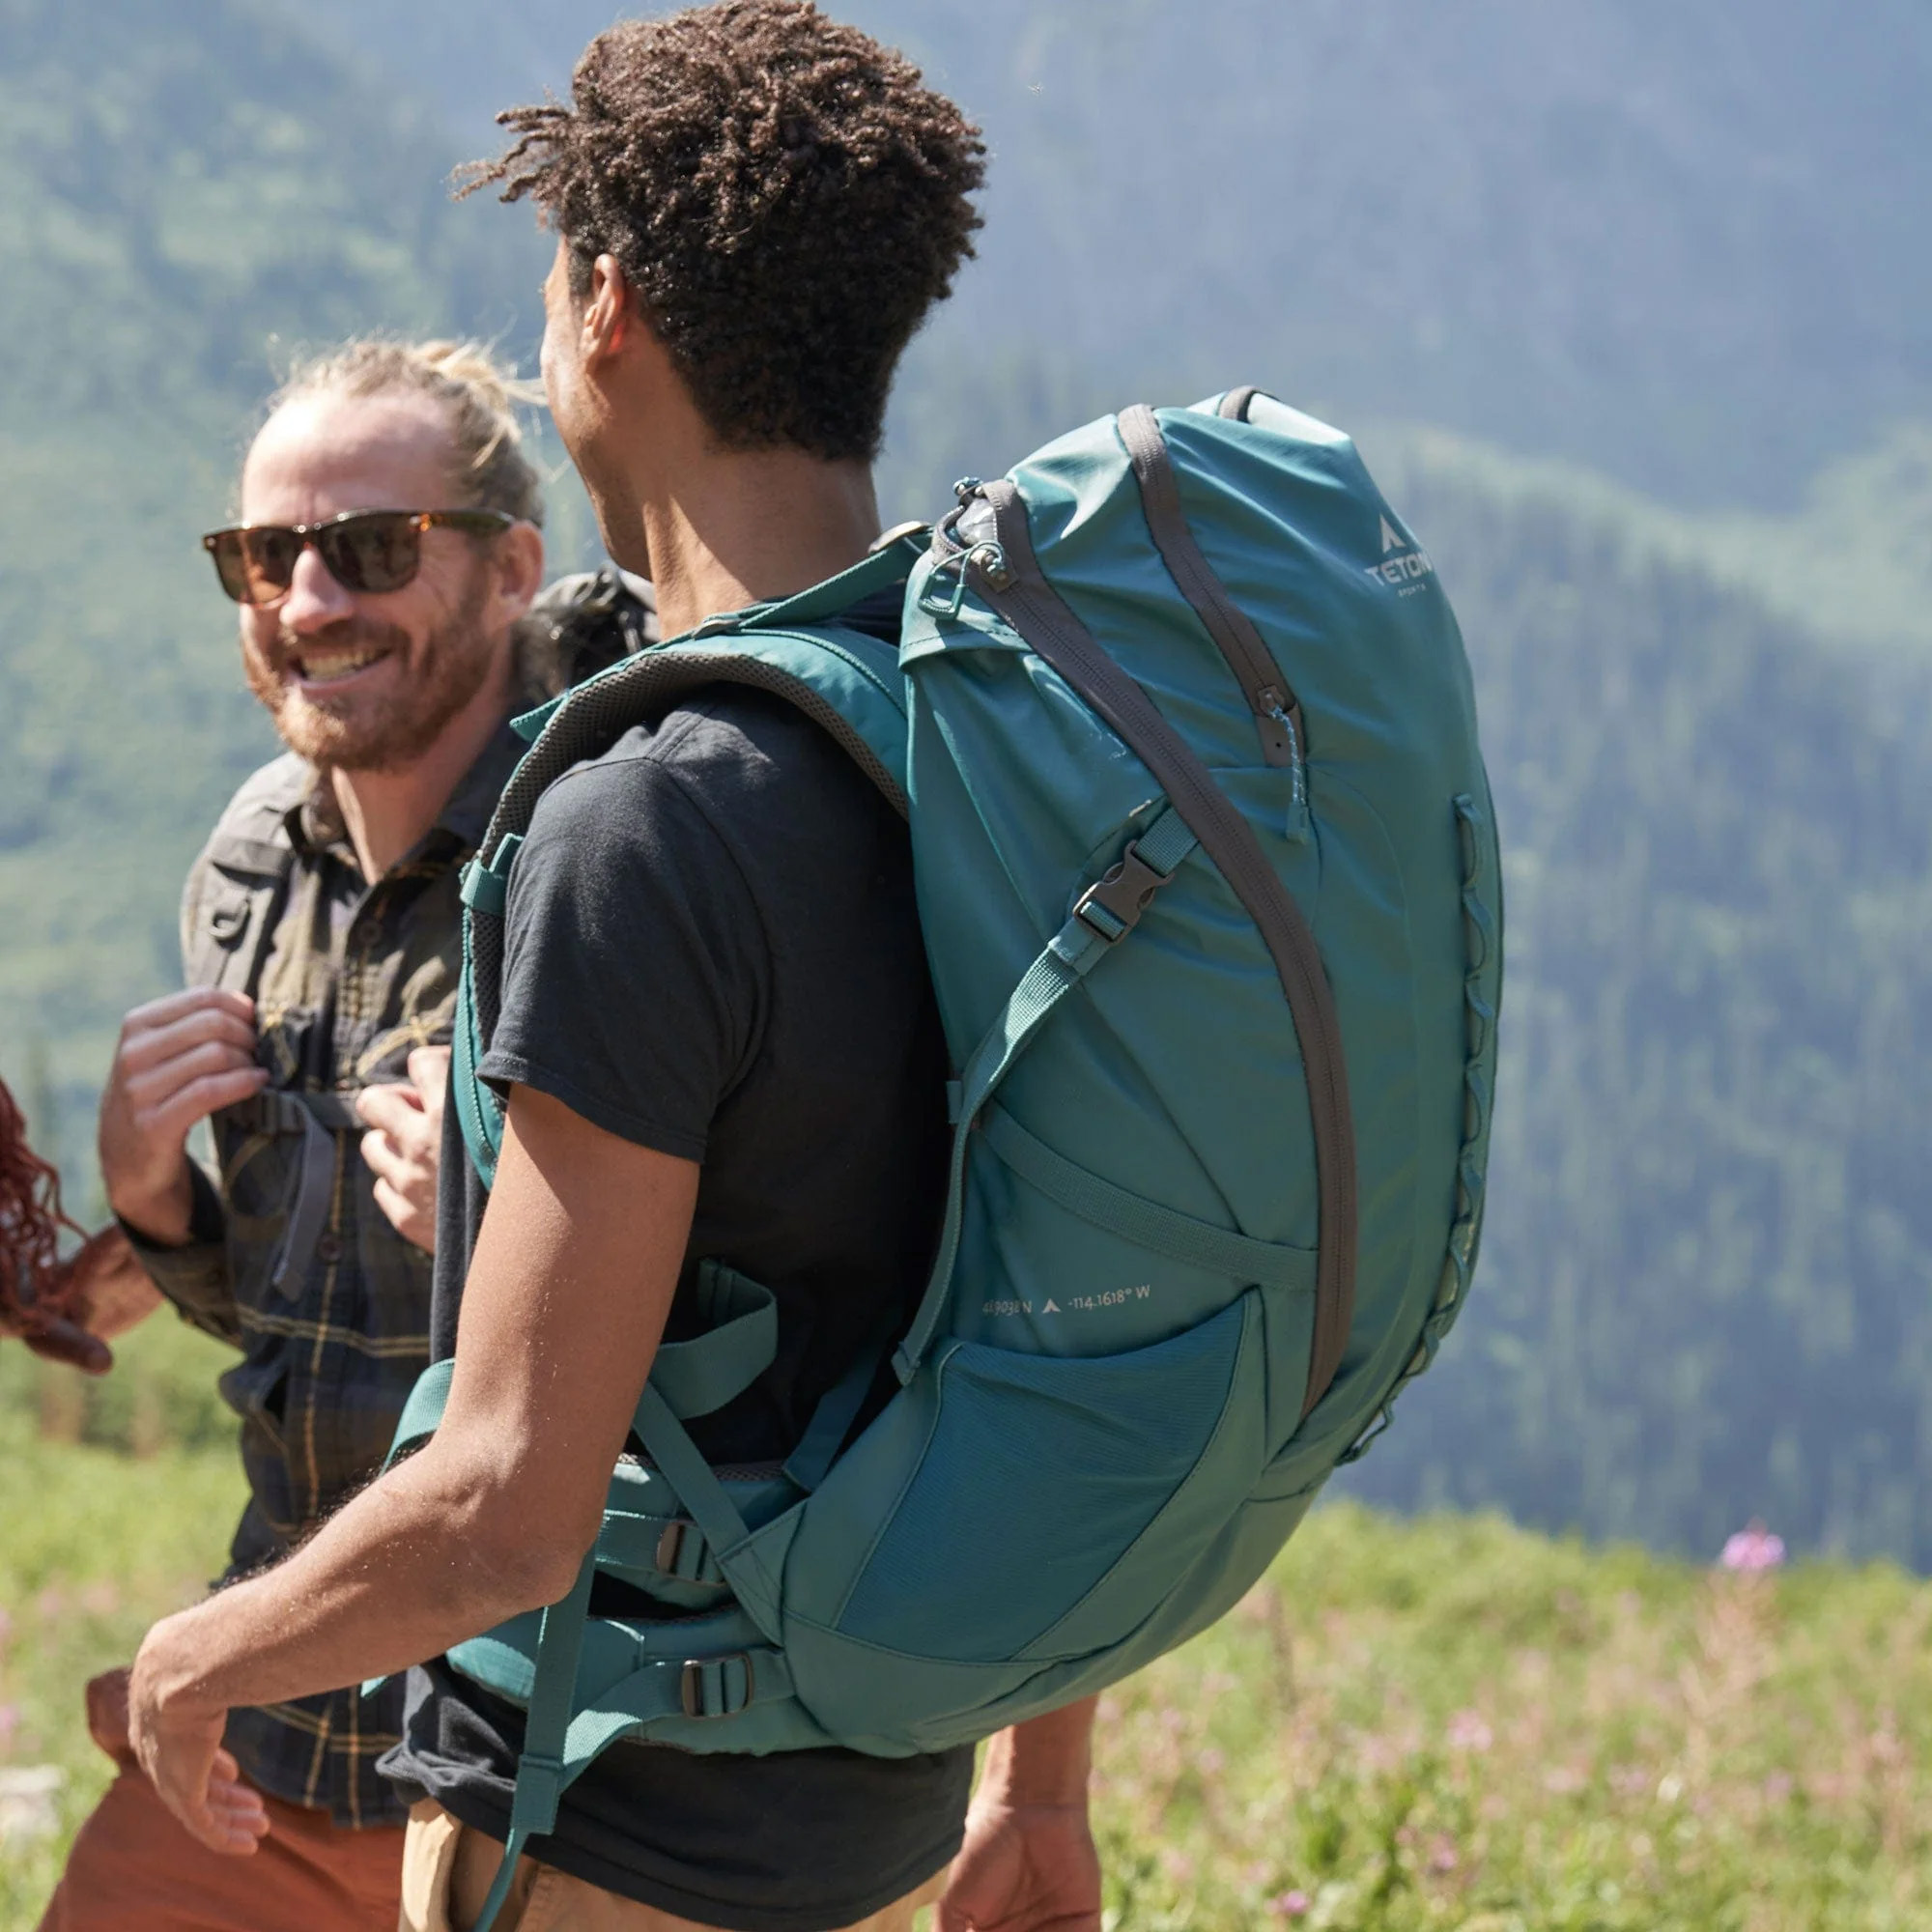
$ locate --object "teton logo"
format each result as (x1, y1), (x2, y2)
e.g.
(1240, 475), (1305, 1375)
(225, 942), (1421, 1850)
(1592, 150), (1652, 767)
(1367, 512), (1436, 593)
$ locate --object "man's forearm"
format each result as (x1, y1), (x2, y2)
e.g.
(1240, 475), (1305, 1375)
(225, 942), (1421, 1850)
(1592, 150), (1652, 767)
(136, 1085), (696, 1733)
(980, 1696), (1098, 1806)
(137, 1431), (574, 1721)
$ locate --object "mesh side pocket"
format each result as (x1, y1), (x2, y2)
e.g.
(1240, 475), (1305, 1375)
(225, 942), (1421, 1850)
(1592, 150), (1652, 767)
(835, 1299), (1248, 1662)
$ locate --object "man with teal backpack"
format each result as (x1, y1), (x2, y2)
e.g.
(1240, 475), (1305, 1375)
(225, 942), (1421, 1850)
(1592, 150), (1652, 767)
(126, 4), (1501, 1928)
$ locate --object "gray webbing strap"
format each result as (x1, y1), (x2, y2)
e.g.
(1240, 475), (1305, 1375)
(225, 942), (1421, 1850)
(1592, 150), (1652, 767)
(974, 476), (1359, 1421)
(267, 1105), (340, 1299)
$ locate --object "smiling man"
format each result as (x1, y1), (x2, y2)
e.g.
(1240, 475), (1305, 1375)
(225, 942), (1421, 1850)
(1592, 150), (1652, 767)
(39, 342), (547, 1932)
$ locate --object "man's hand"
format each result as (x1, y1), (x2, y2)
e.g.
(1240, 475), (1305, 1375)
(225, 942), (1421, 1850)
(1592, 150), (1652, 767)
(99, 989), (266, 1246)
(84, 1666), (137, 1769)
(5, 1229), (163, 1375)
(128, 1615), (268, 1856)
(356, 1045), (450, 1253)
(941, 1697), (1101, 1932)
(940, 1798), (1102, 1931)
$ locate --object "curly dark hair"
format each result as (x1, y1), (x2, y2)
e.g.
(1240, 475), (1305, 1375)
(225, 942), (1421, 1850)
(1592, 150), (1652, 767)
(466, 0), (985, 462)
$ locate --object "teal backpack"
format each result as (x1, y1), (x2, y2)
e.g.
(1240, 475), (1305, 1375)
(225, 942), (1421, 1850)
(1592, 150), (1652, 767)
(386, 389), (1501, 1927)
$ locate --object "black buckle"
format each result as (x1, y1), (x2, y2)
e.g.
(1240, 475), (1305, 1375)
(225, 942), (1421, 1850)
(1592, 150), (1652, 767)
(1073, 839), (1175, 943)
(680, 1652), (755, 1719)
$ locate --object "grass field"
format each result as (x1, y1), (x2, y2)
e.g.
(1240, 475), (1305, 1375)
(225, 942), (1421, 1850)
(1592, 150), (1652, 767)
(4, 1323), (1931, 1929)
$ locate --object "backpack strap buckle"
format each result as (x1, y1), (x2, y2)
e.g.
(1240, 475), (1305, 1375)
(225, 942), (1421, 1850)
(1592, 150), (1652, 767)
(653, 1519), (724, 1586)
(1072, 838), (1178, 944)
(680, 1652), (756, 1719)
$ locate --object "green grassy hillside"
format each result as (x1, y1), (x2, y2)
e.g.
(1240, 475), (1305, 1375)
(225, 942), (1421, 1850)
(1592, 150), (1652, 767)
(3, 1366), (1928, 1930)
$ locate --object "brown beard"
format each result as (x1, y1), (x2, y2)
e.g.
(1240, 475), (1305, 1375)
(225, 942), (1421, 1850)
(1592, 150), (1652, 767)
(243, 571), (497, 773)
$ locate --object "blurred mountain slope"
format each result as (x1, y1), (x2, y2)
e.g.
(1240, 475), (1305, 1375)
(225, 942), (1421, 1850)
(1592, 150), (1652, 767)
(1340, 431), (1932, 1561)
(0, 0), (550, 1146)
(2, 0), (1930, 1567)
(316, 0), (1932, 511)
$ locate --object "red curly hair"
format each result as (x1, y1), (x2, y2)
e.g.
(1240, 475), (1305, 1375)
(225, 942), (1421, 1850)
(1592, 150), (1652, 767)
(0, 1075), (84, 1338)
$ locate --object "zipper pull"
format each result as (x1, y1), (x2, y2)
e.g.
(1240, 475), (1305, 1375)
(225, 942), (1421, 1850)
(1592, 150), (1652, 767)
(1258, 688), (1312, 842)
(1253, 686), (1297, 767)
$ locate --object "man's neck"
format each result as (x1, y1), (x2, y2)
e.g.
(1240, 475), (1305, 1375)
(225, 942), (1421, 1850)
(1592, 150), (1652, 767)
(328, 663), (512, 883)
(618, 440), (882, 641)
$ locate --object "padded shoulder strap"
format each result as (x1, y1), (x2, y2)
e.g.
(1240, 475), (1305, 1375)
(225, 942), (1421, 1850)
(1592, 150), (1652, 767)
(181, 754), (307, 995)
(477, 529), (923, 867)
(452, 538), (922, 1189)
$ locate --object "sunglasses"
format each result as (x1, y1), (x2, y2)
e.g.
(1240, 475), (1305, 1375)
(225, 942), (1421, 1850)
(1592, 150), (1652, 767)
(201, 508), (516, 606)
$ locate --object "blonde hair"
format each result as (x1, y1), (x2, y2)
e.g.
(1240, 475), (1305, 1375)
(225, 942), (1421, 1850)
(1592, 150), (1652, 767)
(269, 338), (547, 526)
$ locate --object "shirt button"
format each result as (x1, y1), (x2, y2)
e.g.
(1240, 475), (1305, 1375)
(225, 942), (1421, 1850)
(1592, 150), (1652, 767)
(316, 1233), (344, 1264)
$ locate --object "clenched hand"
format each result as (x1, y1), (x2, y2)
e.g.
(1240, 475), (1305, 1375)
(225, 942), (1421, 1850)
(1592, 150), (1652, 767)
(99, 989), (268, 1247)
(356, 1045), (450, 1254)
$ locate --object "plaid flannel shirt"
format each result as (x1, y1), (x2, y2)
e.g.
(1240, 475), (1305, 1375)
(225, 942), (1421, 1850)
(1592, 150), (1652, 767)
(126, 719), (526, 1829)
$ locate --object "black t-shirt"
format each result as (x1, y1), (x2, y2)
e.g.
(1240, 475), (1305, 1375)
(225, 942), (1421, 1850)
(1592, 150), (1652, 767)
(379, 670), (973, 1930)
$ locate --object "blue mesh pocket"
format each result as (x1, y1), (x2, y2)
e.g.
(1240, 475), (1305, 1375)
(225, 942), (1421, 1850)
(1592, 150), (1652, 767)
(835, 1299), (1249, 1662)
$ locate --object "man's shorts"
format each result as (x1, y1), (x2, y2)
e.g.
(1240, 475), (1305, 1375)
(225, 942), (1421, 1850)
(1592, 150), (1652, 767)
(39, 1765), (405, 1932)
(400, 1801), (947, 1932)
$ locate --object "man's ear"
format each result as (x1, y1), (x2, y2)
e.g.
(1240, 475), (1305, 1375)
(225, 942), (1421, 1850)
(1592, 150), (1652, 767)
(494, 520), (546, 622)
(583, 254), (635, 365)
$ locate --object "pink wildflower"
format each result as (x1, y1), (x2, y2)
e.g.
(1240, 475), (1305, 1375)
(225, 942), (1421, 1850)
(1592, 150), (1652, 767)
(1719, 1521), (1785, 1572)
(1268, 1890), (1311, 1918)
(1446, 1709), (1493, 1753)
(0, 1704), (16, 1751)
(1428, 1833), (1460, 1874)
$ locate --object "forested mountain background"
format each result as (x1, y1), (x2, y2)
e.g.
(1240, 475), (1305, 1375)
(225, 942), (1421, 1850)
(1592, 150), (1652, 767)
(3, 0), (1929, 1564)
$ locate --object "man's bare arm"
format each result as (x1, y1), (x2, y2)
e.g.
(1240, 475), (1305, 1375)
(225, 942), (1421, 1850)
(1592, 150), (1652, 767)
(128, 1083), (698, 1851)
(940, 1698), (1102, 1931)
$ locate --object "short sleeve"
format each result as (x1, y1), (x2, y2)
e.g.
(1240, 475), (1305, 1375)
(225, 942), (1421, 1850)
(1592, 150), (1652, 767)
(478, 738), (766, 1163)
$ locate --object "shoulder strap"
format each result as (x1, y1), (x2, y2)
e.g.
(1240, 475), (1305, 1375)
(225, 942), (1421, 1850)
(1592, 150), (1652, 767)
(182, 756), (307, 996)
(525, 567), (661, 692)
(451, 536), (923, 1188)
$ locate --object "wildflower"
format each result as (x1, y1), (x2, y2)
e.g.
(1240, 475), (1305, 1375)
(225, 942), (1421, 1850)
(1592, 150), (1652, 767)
(1446, 1709), (1493, 1753)
(0, 1764), (64, 1843)
(1268, 1889), (1311, 1918)
(1428, 1833), (1459, 1874)
(1719, 1521), (1785, 1572)
(0, 1704), (17, 1752)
